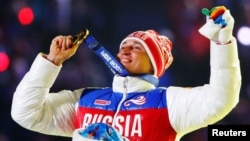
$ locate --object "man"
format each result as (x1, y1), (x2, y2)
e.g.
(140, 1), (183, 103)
(11, 6), (241, 141)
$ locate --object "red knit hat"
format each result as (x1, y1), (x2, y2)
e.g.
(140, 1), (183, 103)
(120, 30), (173, 78)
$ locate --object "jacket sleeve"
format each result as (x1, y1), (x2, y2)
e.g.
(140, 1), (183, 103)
(11, 53), (83, 137)
(167, 37), (241, 139)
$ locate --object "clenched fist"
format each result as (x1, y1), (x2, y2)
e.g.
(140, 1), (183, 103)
(46, 35), (80, 65)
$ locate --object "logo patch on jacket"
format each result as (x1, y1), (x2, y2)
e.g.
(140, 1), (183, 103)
(94, 99), (111, 106)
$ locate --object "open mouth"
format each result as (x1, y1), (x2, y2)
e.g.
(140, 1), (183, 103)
(120, 58), (132, 63)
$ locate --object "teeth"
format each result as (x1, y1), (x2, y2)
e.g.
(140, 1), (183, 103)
(121, 59), (130, 63)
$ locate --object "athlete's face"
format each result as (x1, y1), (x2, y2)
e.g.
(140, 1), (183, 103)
(117, 39), (153, 75)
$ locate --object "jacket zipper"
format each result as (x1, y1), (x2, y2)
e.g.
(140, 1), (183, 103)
(112, 77), (128, 127)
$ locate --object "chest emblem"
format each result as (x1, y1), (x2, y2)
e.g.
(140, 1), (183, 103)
(124, 96), (146, 106)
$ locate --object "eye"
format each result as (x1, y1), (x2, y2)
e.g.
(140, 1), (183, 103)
(133, 46), (141, 50)
(120, 45), (129, 51)
(120, 46), (125, 50)
(132, 45), (140, 50)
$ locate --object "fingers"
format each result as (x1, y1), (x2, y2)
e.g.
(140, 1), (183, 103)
(52, 35), (73, 50)
(61, 36), (73, 51)
(222, 10), (233, 21)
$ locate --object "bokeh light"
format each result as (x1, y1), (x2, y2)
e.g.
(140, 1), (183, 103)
(237, 26), (250, 46)
(18, 6), (34, 25)
(0, 52), (10, 72)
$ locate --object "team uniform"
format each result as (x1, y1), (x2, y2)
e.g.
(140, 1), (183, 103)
(11, 37), (241, 141)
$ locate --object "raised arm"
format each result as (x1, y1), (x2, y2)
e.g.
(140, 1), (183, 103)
(167, 7), (242, 139)
(11, 35), (83, 137)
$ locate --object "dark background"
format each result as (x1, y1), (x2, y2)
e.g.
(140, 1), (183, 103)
(0, 0), (249, 141)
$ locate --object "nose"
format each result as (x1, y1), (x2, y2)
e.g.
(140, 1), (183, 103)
(120, 47), (131, 55)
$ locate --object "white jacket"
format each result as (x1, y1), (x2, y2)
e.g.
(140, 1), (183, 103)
(11, 38), (241, 141)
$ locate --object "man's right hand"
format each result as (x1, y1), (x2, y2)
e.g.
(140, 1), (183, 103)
(46, 35), (80, 66)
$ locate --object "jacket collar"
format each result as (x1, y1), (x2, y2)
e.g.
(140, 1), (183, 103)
(112, 75), (156, 93)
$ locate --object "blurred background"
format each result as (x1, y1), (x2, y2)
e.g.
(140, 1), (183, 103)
(0, 0), (250, 141)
